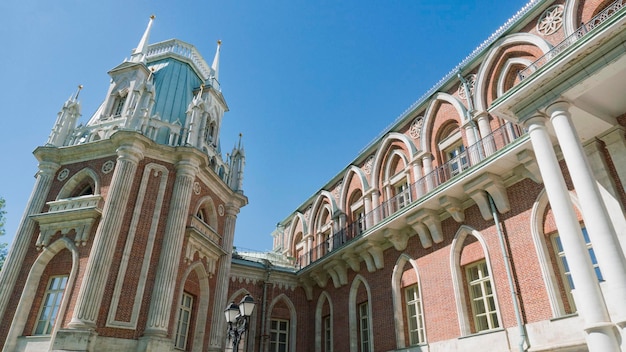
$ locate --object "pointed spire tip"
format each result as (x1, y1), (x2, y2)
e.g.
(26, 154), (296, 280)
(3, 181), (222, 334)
(150, 14), (156, 20)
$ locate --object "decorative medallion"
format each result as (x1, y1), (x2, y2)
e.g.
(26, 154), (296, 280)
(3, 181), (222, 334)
(363, 156), (374, 175)
(457, 74), (476, 101)
(101, 160), (115, 174)
(537, 5), (564, 36)
(193, 182), (201, 195)
(333, 180), (343, 199)
(409, 117), (424, 139)
(57, 168), (70, 181)
(218, 204), (225, 216)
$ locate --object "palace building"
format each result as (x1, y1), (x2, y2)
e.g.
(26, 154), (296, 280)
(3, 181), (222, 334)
(2, 0), (626, 351)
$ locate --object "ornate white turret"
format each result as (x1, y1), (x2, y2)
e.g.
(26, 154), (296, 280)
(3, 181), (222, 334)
(45, 16), (241, 192)
(228, 133), (245, 193)
(47, 85), (82, 147)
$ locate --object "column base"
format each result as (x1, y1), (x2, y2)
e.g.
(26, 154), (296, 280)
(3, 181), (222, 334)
(138, 335), (173, 352)
(51, 328), (97, 352)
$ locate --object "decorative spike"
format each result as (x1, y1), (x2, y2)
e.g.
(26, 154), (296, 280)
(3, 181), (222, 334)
(74, 84), (83, 101)
(211, 40), (221, 82)
(131, 15), (156, 63)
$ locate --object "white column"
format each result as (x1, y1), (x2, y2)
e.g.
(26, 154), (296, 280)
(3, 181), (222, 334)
(363, 192), (372, 229)
(411, 160), (424, 198)
(144, 159), (199, 337)
(208, 204), (240, 351)
(422, 153), (434, 191)
(0, 161), (59, 322)
(525, 115), (620, 351)
(463, 121), (481, 165)
(69, 142), (144, 328)
(476, 112), (495, 156)
(547, 101), (626, 329)
(371, 190), (380, 223)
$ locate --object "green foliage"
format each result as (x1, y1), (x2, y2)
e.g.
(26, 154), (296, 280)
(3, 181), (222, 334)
(0, 197), (5, 236)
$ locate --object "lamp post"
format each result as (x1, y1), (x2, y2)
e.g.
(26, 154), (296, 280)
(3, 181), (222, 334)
(224, 294), (256, 351)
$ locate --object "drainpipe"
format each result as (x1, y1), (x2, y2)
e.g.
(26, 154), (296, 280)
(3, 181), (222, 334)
(487, 192), (529, 352)
(259, 259), (272, 352)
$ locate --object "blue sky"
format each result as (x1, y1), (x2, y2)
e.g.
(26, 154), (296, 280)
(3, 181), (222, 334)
(0, 0), (529, 252)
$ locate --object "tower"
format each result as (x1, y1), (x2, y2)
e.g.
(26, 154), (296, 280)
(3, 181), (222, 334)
(0, 16), (246, 352)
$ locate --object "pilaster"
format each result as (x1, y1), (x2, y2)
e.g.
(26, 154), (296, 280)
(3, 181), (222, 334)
(144, 158), (200, 340)
(68, 142), (145, 331)
(0, 161), (59, 323)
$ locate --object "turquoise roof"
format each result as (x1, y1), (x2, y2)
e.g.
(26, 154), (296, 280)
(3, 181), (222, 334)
(149, 58), (203, 126)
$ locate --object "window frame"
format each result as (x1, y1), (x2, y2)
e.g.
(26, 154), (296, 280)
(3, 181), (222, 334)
(323, 315), (332, 352)
(465, 261), (500, 333)
(404, 284), (426, 345)
(174, 292), (194, 350)
(358, 301), (370, 352)
(269, 318), (289, 352)
(33, 275), (69, 335)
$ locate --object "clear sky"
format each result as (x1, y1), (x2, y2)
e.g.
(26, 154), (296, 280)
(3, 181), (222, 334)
(0, 0), (530, 252)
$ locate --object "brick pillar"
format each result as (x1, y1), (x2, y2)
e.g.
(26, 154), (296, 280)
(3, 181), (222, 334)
(208, 204), (240, 351)
(69, 143), (145, 328)
(143, 159), (199, 340)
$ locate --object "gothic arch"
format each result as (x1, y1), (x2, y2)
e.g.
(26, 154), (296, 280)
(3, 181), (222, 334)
(391, 253), (426, 348)
(177, 262), (210, 352)
(288, 212), (308, 255)
(348, 274), (374, 352)
(266, 293), (297, 352)
(496, 57), (534, 97)
(314, 291), (334, 352)
(564, 0), (581, 36)
(338, 165), (371, 211)
(530, 188), (585, 317)
(371, 132), (418, 190)
(310, 191), (339, 235)
(421, 92), (468, 152)
(56, 167), (100, 199)
(4, 238), (79, 352)
(194, 195), (219, 231)
(474, 33), (552, 112)
(449, 225), (502, 336)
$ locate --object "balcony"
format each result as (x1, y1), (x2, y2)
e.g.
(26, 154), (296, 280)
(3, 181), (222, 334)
(518, 0), (626, 81)
(297, 122), (525, 269)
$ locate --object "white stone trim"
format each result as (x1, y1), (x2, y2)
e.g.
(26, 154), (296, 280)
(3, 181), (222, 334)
(4, 238), (79, 352)
(348, 274), (374, 352)
(106, 163), (169, 329)
(314, 291), (333, 352)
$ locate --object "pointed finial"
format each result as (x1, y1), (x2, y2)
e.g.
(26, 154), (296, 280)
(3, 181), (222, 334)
(211, 40), (221, 82)
(74, 84), (83, 100)
(238, 133), (243, 149)
(131, 15), (156, 63)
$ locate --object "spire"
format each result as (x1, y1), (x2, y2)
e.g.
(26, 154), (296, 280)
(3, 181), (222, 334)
(211, 40), (221, 82)
(131, 15), (155, 63)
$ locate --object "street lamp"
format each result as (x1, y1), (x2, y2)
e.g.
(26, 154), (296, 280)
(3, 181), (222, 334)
(225, 294), (256, 351)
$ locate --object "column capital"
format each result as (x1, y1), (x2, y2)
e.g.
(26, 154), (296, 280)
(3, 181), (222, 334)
(546, 100), (571, 116)
(38, 161), (61, 176)
(116, 142), (145, 164)
(522, 113), (548, 130)
(175, 158), (200, 178)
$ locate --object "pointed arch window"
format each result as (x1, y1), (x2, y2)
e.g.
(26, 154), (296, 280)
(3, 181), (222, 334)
(111, 94), (127, 117)
(405, 284), (425, 345)
(174, 292), (194, 350)
(358, 302), (371, 352)
(270, 319), (289, 352)
(550, 227), (602, 313)
(465, 261), (499, 332)
(34, 275), (68, 335)
(323, 315), (332, 352)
